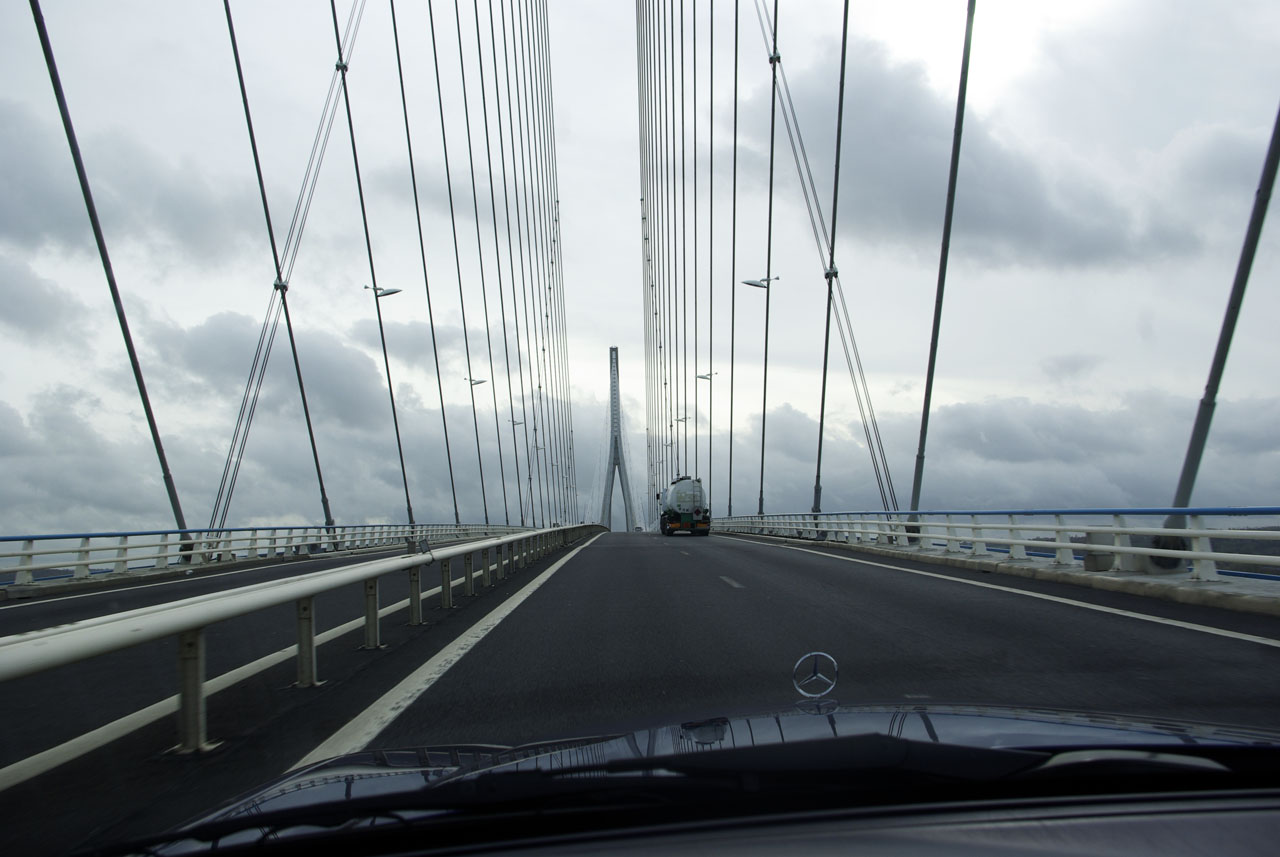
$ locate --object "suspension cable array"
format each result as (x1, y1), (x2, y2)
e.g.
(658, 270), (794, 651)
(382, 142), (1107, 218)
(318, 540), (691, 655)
(211, 0), (576, 528)
(636, 0), (900, 520)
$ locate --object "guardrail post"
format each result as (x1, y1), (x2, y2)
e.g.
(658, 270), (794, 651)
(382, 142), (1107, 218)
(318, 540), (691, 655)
(1188, 515), (1219, 580)
(481, 548), (491, 588)
(1054, 516), (1074, 565)
(16, 539), (35, 585)
(76, 536), (92, 578)
(464, 553), (475, 597)
(362, 579), (382, 649)
(176, 628), (211, 753)
(520, 538), (528, 568)
(970, 516), (987, 555)
(498, 542), (508, 580)
(113, 535), (129, 574)
(296, 596), (319, 687)
(1008, 516), (1027, 560)
(441, 558), (453, 608)
(1111, 515), (1130, 572)
(409, 565), (424, 625)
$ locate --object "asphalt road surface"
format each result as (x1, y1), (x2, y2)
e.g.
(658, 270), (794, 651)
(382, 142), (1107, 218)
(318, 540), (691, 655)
(3, 531), (1278, 855)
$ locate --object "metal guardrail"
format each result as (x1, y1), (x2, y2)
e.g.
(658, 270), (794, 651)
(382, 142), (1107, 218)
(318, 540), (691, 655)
(0, 524), (605, 752)
(0, 523), (527, 586)
(714, 507), (1280, 581)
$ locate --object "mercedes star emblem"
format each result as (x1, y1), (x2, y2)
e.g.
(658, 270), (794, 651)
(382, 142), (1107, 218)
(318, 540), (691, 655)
(792, 652), (838, 699)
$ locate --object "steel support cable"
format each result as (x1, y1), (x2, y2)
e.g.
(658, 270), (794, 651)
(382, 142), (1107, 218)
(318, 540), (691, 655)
(426, 0), (492, 526)
(496, 0), (539, 526)
(216, 295), (281, 530)
(328, 0), (415, 529)
(215, 1), (288, 531)
(752, 0), (897, 511)
(753, 0), (830, 254)
(525, 0), (561, 521)
(832, 288), (891, 509)
(512, 0), (551, 523)
(1167, 98), (1280, 524)
(527, 0), (568, 524)
(452, 0), (511, 526)
(667, 0), (679, 478)
(484, 0), (527, 525)
(693, 0), (700, 481)
(388, 0), (461, 526)
(910, 0), (976, 516)
(756, 0), (780, 516)
(811, 0), (851, 516)
(220, 0), (351, 530)
(707, 0), (714, 513)
(507, 0), (549, 525)
(30, 0), (189, 534)
(637, 0), (656, 514)
(280, 0), (360, 276)
(837, 277), (898, 508)
(538, 3), (578, 522)
(283, 4), (369, 286)
(646, 0), (663, 520)
(531, 0), (570, 522)
(679, 0), (689, 473)
(727, 0), (739, 516)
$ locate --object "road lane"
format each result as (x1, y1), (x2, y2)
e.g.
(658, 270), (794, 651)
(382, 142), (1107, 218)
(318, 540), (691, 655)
(3, 530), (1278, 856)
(370, 532), (1280, 750)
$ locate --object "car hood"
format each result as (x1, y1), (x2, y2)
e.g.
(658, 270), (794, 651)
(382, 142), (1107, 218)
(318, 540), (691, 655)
(195, 703), (1280, 824)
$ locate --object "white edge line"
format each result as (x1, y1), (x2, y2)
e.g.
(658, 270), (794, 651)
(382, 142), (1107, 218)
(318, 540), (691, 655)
(0, 560), (520, 793)
(756, 540), (1280, 650)
(289, 533), (604, 771)
(719, 576), (744, 589)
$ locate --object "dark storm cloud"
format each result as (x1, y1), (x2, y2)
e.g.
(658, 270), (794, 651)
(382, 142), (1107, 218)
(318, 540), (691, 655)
(0, 252), (92, 344)
(0, 99), (258, 260)
(727, 38), (1210, 269)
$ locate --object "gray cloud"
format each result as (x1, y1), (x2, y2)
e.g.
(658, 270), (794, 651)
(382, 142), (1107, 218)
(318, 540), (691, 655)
(0, 251), (92, 345)
(0, 98), (259, 261)
(725, 36), (1212, 269)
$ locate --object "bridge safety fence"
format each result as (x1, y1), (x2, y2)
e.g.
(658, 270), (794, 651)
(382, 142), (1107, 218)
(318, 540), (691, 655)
(0, 524), (606, 762)
(713, 507), (1280, 582)
(0, 522), (529, 587)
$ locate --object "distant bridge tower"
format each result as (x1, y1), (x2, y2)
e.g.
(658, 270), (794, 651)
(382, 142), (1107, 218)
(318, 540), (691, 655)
(600, 347), (637, 531)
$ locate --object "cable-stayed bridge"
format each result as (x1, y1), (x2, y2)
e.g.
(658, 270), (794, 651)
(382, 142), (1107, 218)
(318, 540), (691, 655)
(2, 2), (1279, 854)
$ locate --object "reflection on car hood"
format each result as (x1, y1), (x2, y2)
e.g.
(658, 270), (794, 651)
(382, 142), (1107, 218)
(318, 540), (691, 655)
(199, 703), (1280, 823)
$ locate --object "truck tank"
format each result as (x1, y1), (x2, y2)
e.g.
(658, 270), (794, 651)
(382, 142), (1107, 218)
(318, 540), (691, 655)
(659, 476), (710, 536)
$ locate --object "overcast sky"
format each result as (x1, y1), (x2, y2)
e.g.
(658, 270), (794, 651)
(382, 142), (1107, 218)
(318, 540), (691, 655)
(2, 0), (1278, 536)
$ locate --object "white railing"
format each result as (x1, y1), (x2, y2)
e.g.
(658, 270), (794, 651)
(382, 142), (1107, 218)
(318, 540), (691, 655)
(0, 524), (605, 754)
(0, 522), (528, 587)
(714, 507), (1280, 582)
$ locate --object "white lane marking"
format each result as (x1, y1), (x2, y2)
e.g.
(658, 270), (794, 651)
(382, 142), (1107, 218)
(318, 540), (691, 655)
(0, 562), (497, 792)
(757, 541), (1280, 650)
(680, 550), (690, 556)
(719, 576), (744, 589)
(290, 534), (603, 771)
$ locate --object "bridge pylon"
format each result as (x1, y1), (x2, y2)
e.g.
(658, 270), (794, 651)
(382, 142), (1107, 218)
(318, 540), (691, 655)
(600, 347), (637, 531)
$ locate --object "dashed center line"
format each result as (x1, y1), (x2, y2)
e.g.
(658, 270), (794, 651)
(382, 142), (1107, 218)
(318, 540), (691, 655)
(719, 576), (744, 589)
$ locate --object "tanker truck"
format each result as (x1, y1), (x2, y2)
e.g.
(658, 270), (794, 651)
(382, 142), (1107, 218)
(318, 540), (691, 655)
(658, 476), (710, 536)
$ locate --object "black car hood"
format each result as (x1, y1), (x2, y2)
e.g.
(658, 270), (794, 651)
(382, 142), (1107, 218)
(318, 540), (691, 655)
(193, 703), (1280, 826)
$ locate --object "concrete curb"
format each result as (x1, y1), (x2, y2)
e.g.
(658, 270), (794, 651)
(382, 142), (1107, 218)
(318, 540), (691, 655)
(717, 531), (1280, 619)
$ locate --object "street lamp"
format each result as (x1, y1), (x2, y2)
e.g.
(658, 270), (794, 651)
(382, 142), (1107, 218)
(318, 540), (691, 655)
(364, 285), (415, 539)
(465, 377), (488, 387)
(740, 275), (777, 515)
(697, 372), (717, 380)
